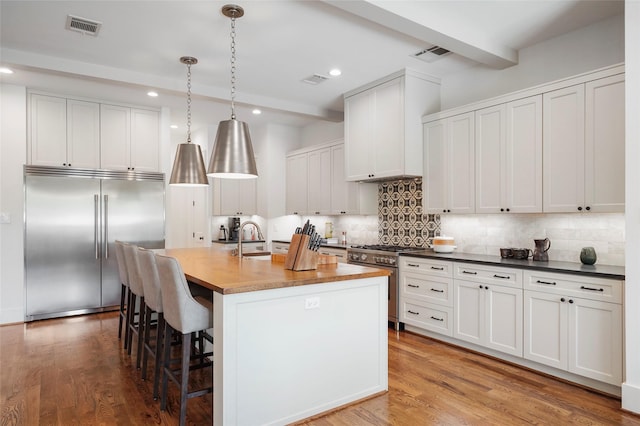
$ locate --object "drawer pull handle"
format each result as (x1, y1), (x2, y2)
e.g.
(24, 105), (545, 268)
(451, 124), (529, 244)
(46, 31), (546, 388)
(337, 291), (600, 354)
(430, 316), (444, 322)
(430, 266), (444, 270)
(408, 284), (420, 288)
(536, 280), (557, 286)
(462, 271), (477, 275)
(408, 310), (420, 315)
(430, 288), (444, 293)
(407, 263), (420, 268)
(494, 274), (510, 279)
(580, 286), (604, 292)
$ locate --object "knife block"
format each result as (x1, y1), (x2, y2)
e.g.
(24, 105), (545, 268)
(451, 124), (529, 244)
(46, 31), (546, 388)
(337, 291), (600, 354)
(284, 234), (318, 271)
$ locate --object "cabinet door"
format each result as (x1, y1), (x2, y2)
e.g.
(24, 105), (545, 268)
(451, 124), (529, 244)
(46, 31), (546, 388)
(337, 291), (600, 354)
(584, 74), (625, 213)
(30, 94), (67, 167)
(373, 78), (404, 179)
(307, 147), (331, 215)
(130, 109), (159, 172)
(568, 298), (622, 385)
(475, 104), (505, 213)
(286, 153), (308, 215)
(453, 280), (483, 346)
(505, 95), (542, 213)
(67, 99), (100, 169)
(217, 179), (241, 215)
(330, 144), (370, 215)
(423, 120), (447, 214)
(238, 179), (257, 215)
(486, 285), (523, 357)
(524, 290), (567, 370)
(448, 112), (475, 214)
(543, 85), (585, 212)
(100, 104), (131, 171)
(344, 90), (373, 180)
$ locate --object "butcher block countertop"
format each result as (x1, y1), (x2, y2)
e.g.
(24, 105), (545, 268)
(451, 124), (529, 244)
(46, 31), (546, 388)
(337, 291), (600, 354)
(157, 247), (389, 295)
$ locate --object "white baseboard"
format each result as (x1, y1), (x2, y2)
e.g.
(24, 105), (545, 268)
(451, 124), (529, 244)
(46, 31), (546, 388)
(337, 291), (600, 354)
(622, 382), (640, 414)
(0, 307), (24, 325)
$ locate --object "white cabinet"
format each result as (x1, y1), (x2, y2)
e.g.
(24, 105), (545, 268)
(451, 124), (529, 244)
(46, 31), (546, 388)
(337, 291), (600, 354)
(317, 246), (348, 263)
(100, 105), (159, 172)
(399, 257), (454, 336)
(453, 263), (523, 357)
(307, 147), (332, 215)
(423, 112), (475, 214)
(345, 70), (440, 181)
(523, 271), (623, 385)
(330, 144), (377, 215)
(271, 242), (290, 254)
(543, 74), (625, 213)
(475, 96), (542, 213)
(285, 153), (308, 215)
(212, 178), (257, 216)
(29, 94), (100, 169)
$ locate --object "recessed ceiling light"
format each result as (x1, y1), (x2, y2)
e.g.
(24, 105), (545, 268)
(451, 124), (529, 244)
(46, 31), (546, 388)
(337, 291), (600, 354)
(147, 91), (159, 97)
(329, 68), (342, 77)
(252, 109), (262, 115)
(170, 124), (178, 129)
(0, 67), (14, 74)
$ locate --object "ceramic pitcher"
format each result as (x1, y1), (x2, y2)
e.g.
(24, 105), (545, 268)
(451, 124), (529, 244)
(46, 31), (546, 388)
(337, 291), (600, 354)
(533, 238), (551, 261)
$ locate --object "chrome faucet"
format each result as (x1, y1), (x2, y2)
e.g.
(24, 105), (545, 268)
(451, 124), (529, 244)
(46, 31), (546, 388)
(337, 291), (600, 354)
(236, 220), (265, 257)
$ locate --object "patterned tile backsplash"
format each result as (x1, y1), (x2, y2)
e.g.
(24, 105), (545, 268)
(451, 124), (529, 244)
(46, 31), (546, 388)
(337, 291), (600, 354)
(378, 178), (440, 247)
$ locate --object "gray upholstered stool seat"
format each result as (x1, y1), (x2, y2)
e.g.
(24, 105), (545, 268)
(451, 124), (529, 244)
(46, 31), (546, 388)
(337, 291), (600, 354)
(155, 253), (213, 426)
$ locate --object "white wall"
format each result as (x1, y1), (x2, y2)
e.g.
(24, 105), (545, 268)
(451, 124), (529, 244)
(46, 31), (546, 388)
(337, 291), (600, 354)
(299, 121), (344, 148)
(441, 14), (624, 110)
(623, 0), (640, 415)
(0, 84), (27, 324)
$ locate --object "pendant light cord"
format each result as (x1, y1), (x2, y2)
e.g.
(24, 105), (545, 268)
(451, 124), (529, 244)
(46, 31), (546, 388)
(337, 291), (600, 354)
(230, 12), (237, 120)
(186, 61), (193, 143)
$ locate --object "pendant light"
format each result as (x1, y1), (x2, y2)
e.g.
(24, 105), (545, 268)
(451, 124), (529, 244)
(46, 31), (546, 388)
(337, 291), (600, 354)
(207, 4), (258, 179)
(169, 56), (209, 186)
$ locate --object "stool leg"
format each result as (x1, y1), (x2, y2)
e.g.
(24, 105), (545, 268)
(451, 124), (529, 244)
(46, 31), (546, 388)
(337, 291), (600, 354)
(127, 293), (137, 355)
(136, 297), (146, 370)
(179, 332), (191, 426)
(141, 305), (153, 379)
(161, 321), (173, 411)
(153, 314), (164, 400)
(118, 284), (126, 339)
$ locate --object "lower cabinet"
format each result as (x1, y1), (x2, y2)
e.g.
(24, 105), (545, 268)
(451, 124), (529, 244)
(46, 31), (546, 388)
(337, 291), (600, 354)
(317, 246), (348, 263)
(271, 242), (290, 254)
(398, 256), (624, 388)
(453, 264), (523, 357)
(523, 271), (623, 386)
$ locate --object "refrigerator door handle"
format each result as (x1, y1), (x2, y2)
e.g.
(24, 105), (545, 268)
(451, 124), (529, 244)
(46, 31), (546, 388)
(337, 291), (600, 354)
(94, 194), (100, 259)
(104, 194), (109, 258)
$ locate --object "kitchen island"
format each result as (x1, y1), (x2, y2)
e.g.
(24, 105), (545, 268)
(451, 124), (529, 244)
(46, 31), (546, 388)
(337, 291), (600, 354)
(157, 247), (390, 426)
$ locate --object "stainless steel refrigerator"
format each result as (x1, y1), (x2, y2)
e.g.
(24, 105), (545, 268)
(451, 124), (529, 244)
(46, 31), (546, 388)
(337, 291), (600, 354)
(24, 165), (165, 321)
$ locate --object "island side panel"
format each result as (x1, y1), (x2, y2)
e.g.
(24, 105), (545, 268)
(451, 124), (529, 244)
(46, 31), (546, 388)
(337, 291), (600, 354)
(213, 276), (388, 425)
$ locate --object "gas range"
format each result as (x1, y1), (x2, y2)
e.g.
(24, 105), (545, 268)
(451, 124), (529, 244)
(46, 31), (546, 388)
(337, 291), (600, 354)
(347, 245), (418, 267)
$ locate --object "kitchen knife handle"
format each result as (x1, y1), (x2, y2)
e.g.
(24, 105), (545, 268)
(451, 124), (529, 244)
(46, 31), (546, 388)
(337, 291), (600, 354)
(104, 194), (109, 258)
(94, 194), (99, 259)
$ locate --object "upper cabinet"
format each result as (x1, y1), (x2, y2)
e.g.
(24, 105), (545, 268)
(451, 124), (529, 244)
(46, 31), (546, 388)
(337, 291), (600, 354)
(543, 74), (625, 213)
(286, 141), (377, 216)
(101, 105), (159, 172)
(423, 112), (475, 214)
(28, 92), (160, 172)
(212, 178), (257, 216)
(29, 94), (100, 169)
(344, 69), (441, 181)
(475, 95), (542, 213)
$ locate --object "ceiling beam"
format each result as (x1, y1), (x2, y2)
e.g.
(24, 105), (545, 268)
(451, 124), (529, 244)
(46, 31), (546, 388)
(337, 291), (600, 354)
(323, 0), (518, 69)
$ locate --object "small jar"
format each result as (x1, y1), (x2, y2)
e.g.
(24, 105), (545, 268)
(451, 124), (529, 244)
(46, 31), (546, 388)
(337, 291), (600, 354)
(580, 247), (597, 265)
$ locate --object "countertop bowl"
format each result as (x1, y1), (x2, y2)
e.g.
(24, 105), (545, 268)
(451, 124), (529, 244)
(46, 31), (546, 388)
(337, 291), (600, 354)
(433, 245), (457, 253)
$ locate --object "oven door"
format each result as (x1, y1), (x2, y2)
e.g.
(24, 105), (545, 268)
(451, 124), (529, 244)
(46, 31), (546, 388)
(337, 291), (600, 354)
(347, 260), (400, 330)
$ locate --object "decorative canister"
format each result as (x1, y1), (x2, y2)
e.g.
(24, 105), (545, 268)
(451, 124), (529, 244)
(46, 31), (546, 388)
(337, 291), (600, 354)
(580, 247), (597, 265)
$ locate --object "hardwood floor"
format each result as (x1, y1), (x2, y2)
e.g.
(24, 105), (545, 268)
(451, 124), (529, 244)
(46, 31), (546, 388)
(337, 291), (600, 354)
(1, 312), (639, 425)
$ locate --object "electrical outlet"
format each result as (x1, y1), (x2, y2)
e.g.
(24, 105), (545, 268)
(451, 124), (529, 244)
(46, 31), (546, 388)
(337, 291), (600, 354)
(304, 297), (320, 310)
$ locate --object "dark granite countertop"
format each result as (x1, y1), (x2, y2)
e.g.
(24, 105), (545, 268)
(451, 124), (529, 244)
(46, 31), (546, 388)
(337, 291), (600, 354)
(400, 250), (625, 280)
(272, 239), (347, 250)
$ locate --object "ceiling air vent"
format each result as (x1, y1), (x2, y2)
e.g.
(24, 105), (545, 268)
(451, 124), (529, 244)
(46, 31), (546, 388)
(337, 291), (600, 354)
(412, 45), (452, 63)
(65, 15), (102, 36)
(302, 74), (329, 85)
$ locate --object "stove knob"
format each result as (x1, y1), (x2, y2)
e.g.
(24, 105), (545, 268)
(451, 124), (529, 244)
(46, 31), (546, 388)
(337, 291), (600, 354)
(389, 258), (396, 265)
(361, 254), (368, 261)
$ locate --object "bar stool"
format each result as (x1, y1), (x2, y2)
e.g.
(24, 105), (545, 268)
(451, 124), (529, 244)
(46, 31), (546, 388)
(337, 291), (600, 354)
(137, 247), (164, 399)
(114, 240), (129, 346)
(123, 243), (145, 370)
(155, 253), (213, 426)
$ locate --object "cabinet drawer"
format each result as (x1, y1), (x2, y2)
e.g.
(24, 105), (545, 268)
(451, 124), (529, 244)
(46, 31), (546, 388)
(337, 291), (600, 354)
(318, 247), (347, 263)
(454, 263), (522, 289)
(401, 272), (453, 307)
(524, 271), (622, 304)
(401, 299), (453, 336)
(272, 243), (290, 254)
(399, 257), (453, 278)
